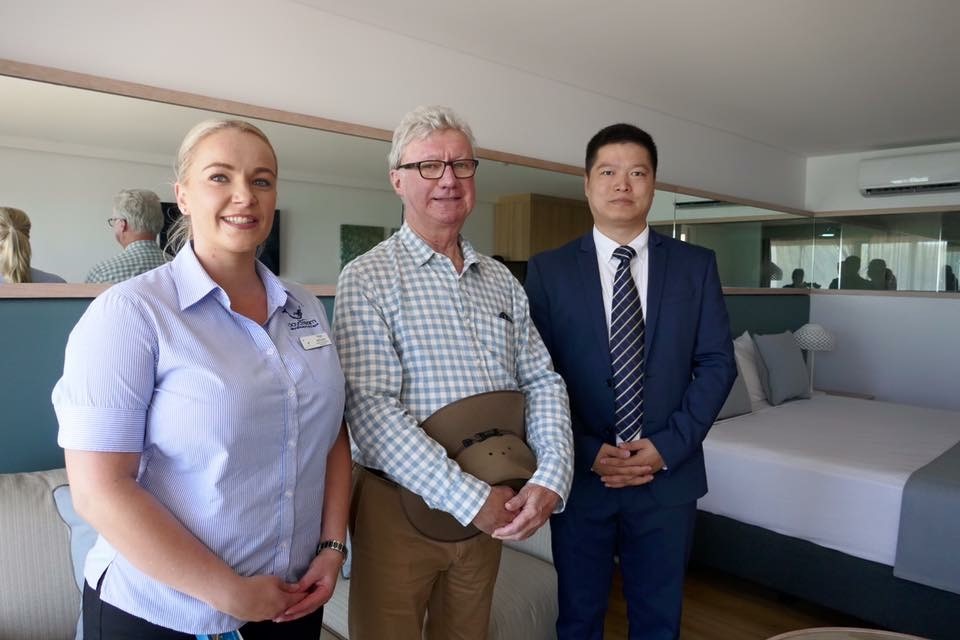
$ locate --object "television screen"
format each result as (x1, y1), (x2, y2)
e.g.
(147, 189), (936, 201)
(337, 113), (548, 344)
(160, 202), (281, 275)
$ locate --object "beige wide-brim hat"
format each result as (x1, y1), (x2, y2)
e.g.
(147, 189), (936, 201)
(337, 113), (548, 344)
(400, 390), (537, 541)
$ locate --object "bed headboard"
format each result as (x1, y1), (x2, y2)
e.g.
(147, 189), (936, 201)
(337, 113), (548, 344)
(724, 293), (809, 337)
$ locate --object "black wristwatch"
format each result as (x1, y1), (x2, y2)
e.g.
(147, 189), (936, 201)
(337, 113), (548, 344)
(317, 539), (348, 561)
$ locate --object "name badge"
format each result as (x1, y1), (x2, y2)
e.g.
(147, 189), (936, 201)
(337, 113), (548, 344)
(300, 333), (332, 350)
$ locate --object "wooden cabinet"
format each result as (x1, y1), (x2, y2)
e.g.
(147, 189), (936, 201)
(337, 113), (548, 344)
(493, 193), (593, 261)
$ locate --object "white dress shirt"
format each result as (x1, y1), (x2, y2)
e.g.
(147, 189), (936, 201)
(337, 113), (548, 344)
(593, 226), (649, 336)
(593, 226), (650, 444)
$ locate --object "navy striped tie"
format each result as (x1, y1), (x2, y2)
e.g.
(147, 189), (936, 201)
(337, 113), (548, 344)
(610, 245), (645, 442)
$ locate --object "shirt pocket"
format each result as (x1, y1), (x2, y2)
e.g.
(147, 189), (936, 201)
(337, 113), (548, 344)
(474, 312), (517, 379)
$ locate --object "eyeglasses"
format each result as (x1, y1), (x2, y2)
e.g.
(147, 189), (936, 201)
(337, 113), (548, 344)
(106, 217), (125, 228)
(396, 159), (479, 180)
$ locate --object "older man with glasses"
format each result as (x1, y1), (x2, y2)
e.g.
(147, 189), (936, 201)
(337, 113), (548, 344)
(85, 188), (168, 283)
(333, 105), (573, 640)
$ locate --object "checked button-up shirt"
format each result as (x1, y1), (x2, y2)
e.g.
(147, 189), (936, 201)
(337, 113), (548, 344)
(334, 223), (573, 525)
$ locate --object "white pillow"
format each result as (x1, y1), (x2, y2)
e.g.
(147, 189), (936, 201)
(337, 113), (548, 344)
(733, 331), (771, 411)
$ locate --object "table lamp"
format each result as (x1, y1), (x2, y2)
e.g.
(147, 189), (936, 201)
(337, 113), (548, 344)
(794, 323), (835, 394)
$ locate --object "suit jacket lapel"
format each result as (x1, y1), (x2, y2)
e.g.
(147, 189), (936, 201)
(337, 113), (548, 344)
(577, 234), (612, 372)
(645, 229), (667, 355)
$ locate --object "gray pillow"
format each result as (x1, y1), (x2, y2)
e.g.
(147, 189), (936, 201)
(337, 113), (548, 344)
(716, 364), (752, 420)
(752, 331), (811, 405)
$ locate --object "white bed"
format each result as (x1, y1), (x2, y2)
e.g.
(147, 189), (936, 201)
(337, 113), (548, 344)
(698, 393), (960, 566)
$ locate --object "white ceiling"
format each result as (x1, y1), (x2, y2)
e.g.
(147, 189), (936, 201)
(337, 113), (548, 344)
(293, 0), (960, 156)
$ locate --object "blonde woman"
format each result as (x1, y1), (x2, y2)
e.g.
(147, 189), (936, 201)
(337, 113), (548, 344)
(0, 207), (65, 283)
(54, 120), (350, 639)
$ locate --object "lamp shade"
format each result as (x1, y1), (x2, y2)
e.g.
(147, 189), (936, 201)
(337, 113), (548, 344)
(794, 323), (835, 352)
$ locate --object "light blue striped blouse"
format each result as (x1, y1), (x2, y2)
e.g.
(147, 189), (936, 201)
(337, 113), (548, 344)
(53, 244), (344, 634)
(334, 224), (573, 526)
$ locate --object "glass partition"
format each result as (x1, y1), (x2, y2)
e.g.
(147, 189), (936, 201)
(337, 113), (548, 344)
(670, 196), (815, 289)
(813, 210), (960, 292)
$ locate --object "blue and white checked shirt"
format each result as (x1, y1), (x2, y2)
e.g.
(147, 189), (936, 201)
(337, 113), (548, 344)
(85, 239), (169, 283)
(53, 244), (345, 634)
(333, 224), (573, 525)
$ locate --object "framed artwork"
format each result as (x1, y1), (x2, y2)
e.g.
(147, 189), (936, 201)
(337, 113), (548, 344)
(341, 224), (393, 268)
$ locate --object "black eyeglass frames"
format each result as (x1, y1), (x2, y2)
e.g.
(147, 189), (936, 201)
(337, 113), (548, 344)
(396, 159), (479, 180)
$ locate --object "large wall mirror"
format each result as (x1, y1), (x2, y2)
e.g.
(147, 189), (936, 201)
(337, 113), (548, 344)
(1, 63), (826, 295)
(0, 73), (589, 286)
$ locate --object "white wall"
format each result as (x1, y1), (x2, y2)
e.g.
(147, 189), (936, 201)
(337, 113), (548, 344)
(0, 141), (492, 283)
(805, 141), (960, 212)
(810, 294), (960, 411)
(0, 0), (806, 211)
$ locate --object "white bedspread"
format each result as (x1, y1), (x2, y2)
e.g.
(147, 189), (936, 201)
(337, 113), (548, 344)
(698, 394), (960, 566)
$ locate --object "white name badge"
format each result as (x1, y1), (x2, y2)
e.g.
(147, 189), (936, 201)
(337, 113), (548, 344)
(300, 333), (332, 350)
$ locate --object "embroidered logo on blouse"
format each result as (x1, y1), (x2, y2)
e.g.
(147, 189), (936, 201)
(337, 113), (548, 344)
(283, 305), (319, 330)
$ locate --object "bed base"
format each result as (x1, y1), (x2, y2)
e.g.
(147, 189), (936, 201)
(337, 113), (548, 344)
(691, 511), (960, 640)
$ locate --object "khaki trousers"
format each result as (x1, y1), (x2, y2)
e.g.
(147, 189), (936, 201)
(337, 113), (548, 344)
(348, 468), (502, 640)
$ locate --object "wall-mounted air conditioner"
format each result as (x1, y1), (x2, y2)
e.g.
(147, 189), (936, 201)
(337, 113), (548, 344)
(858, 150), (960, 196)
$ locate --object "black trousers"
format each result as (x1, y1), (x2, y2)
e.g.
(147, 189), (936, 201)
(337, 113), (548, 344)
(83, 579), (324, 640)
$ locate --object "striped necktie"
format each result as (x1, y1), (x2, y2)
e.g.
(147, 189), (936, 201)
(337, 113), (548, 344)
(610, 245), (645, 442)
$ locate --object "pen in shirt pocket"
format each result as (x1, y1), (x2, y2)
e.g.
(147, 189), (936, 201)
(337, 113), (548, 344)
(498, 311), (514, 324)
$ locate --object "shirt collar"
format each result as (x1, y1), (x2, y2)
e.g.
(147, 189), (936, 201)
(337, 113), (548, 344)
(122, 239), (158, 253)
(593, 226), (650, 263)
(397, 222), (480, 272)
(172, 242), (290, 314)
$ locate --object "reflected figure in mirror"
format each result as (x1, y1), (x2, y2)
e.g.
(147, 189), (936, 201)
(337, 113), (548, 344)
(829, 255), (872, 290)
(867, 258), (898, 291)
(0, 207), (65, 283)
(85, 189), (168, 283)
(783, 267), (820, 289)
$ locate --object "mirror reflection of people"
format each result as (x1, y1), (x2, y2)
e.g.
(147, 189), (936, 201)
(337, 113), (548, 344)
(54, 120), (351, 638)
(85, 189), (169, 283)
(525, 124), (736, 640)
(0, 207), (65, 283)
(867, 258), (898, 290)
(829, 255), (871, 290)
(783, 268), (805, 288)
(782, 268), (819, 289)
(333, 106), (573, 640)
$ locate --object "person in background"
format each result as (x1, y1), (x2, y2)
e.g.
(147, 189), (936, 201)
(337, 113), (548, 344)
(525, 123), (736, 640)
(85, 188), (169, 283)
(866, 257), (898, 291)
(54, 119), (351, 639)
(333, 105), (573, 640)
(0, 206), (65, 283)
(782, 268), (820, 289)
(829, 255), (871, 290)
(946, 265), (958, 292)
(783, 268), (806, 288)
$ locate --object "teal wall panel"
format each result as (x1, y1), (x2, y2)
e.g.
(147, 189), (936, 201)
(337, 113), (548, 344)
(725, 294), (810, 337)
(0, 293), (802, 474)
(1, 299), (90, 473)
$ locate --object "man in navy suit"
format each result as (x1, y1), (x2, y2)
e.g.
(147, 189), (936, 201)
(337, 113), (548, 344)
(525, 124), (736, 640)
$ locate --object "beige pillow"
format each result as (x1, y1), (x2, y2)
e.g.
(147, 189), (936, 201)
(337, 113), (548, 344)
(733, 331), (771, 411)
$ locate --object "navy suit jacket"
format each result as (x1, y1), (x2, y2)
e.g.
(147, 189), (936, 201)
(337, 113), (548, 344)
(525, 229), (736, 507)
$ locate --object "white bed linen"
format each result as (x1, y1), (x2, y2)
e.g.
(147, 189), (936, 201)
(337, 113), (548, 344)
(698, 394), (960, 566)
